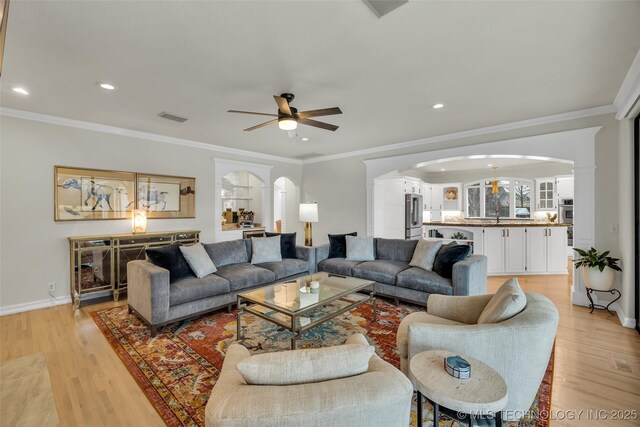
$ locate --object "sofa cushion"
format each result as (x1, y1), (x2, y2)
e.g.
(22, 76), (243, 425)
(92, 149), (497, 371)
(179, 243), (217, 278)
(214, 263), (276, 291)
(265, 232), (297, 259)
(352, 260), (410, 285)
(145, 243), (194, 284)
(345, 236), (375, 262)
(396, 267), (453, 295)
(375, 238), (419, 262)
(250, 236), (282, 264)
(257, 259), (309, 280)
(433, 242), (472, 279)
(236, 343), (375, 385)
(318, 258), (363, 276)
(478, 277), (527, 324)
(169, 274), (231, 306)
(409, 239), (444, 271)
(328, 232), (357, 258)
(397, 312), (463, 358)
(204, 240), (249, 267)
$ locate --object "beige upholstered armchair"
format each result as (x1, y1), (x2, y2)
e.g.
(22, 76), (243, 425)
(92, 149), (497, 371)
(205, 334), (413, 427)
(396, 292), (559, 422)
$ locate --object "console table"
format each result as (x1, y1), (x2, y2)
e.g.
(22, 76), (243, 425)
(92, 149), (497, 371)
(68, 230), (199, 308)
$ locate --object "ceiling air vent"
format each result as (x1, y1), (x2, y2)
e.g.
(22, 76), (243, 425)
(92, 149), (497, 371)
(159, 112), (188, 123)
(291, 153), (323, 160)
(363, 0), (408, 18)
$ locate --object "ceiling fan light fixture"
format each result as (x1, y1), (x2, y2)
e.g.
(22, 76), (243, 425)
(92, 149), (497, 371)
(278, 117), (297, 131)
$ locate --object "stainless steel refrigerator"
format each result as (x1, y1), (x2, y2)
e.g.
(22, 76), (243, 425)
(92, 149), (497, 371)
(405, 193), (424, 240)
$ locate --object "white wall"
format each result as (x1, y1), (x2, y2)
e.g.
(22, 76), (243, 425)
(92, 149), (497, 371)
(304, 113), (633, 324)
(0, 116), (301, 310)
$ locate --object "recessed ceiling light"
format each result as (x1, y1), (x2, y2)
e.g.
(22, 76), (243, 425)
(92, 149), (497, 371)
(98, 82), (116, 90)
(12, 87), (29, 95)
(301, 137), (309, 141)
(432, 103), (444, 109)
(440, 168), (446, 171)
(487, 164), (493, 167)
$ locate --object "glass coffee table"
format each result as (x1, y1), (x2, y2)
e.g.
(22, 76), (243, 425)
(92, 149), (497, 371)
(236, 272), (376, 349)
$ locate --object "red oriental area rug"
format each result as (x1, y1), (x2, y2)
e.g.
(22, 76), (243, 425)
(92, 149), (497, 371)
(92, 300), (553, 427)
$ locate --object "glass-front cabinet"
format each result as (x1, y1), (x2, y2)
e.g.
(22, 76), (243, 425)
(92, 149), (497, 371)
(536, 178), (557, 211)
(69, 230), (199, 308)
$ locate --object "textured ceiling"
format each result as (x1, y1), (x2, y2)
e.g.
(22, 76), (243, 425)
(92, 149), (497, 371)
(2, 1), (639, 158)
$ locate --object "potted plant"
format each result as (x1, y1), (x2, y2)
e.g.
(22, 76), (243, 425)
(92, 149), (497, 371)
(573, 247), (622, 291)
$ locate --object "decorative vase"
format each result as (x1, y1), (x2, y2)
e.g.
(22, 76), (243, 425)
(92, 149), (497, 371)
(581, 266), (615, 291)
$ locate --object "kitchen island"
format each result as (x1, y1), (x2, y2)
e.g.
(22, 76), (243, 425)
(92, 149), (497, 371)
(424, 221), (568, 276)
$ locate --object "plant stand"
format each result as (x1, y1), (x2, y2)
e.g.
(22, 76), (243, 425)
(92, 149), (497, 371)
(585, 288), (621, 315)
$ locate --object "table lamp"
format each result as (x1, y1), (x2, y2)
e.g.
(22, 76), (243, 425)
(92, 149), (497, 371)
(132, 209), (148, 234)
(299, 202), (318, 246)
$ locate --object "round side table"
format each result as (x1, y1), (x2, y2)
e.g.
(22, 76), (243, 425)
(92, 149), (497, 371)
(409, 350), (508, 427)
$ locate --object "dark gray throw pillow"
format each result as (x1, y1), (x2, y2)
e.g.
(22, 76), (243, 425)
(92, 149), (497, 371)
(145, 243), (194, 283)
(328, 232), (357, 258)
(265, 232), (297, 259)
(433, 242), (472, 279)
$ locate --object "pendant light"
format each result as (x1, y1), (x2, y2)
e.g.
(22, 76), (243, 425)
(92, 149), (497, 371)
(491, 167), (499, 194)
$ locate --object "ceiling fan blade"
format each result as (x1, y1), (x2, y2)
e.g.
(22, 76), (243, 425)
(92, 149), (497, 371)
(228, 110), (278, 117)
(273, 95), (292, 116)
(298, 118), (339, 131)
(244, 119), (278, 131)
(296, 107), (342, 119)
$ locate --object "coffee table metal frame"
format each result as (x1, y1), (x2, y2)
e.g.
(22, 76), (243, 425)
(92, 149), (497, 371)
(236, 273), (376, 349)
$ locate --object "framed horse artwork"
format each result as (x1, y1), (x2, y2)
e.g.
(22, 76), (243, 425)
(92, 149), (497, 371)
(135, 173), (195, 219)
(54, 166), (136, 221)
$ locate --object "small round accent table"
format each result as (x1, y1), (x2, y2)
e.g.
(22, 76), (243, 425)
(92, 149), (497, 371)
(409, 350), (508, 427)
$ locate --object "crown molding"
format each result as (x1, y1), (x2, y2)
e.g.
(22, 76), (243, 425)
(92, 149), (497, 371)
(302, 105), (616, 164)
(0, 107), (303, 165)
(1, 104), (617, 166)
(614, 48), (640, 120)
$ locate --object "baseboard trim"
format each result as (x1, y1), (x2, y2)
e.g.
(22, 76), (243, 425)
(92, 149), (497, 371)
(0, 296), (72, 316)
(610, 303), (636, 329)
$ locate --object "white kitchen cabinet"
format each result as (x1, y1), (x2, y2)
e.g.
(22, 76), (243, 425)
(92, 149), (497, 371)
(404, 178), (421, 194)
(525, 228), (548, 273)
(525, 227), (567, 274)
(381, 179), (406, 239)
(483, 226), (567, 275)
(536, 178), (557, 211)
(556, 176), (574, 199)
(546, 227), (568, 273)
(483, 227), (506, 274)
(504, 228), (526, 273)
(484, 227), (523, 274)
(426, 184), (444, 221)
(422, 183), (432, 211)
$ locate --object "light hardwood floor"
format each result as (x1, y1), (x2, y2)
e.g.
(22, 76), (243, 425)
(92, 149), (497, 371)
(1, 264), (638, 426)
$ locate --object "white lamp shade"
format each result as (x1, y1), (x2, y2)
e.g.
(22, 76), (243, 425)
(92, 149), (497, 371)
(299, 202), (318, 223)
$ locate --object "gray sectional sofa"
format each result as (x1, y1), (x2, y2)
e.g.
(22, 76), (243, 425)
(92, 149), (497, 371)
(128, 239), (316, 336)
(317, 238), (487, 305)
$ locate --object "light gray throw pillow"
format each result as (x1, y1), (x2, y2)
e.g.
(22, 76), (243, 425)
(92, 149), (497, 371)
(345, 235), (375, 261)
(409, 239), (444, 271)
(477, 277), (527, 324)
(236, 343), (375, 385)
(179, 243), (217, 278)
(251, 236), (282, 264)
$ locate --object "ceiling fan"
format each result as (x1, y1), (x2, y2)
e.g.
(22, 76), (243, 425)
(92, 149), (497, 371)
(228, 93), (342, 132)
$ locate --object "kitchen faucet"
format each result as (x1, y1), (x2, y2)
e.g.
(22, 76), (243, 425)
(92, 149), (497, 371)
(495, 206), (500, 224)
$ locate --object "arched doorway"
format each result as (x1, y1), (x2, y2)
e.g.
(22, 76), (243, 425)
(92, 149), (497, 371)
(364, 127), (601, 308)
(273, 176), (299, 233)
